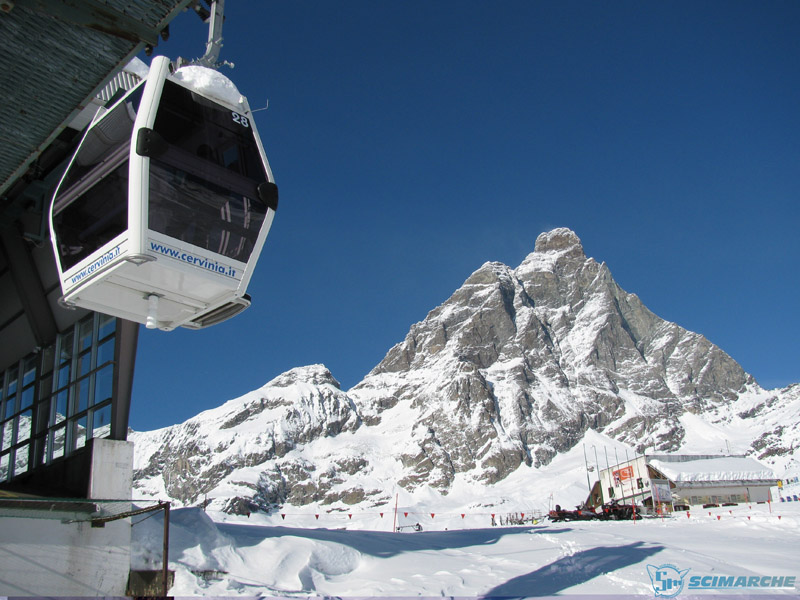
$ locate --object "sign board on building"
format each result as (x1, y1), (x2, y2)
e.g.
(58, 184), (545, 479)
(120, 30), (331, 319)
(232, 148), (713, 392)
(600, 456), (649, 503)
(613, 466), (634, 485)
(652, 481), (672, 503)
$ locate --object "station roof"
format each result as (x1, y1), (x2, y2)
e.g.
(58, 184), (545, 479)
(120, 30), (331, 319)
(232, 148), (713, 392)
(647, 455), (776, 484)
(0, 0), (192, 198)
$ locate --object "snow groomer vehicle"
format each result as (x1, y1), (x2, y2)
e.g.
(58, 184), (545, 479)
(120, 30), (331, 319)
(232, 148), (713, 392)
(597, 499), (640, 520)
(548, 503), (599, 522)
(548, 499), (641, 522)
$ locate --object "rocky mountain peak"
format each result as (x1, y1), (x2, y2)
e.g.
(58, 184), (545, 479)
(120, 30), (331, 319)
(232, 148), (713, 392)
(462, 261), (514, 286)
(533, 227), (585, 257)
(351, 227), (758, 483)
(269, 364), (341, 389)
(515, 228), (595, 301)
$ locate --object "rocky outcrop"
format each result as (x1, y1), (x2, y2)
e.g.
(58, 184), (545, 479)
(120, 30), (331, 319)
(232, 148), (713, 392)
(132, 365), (359, 505)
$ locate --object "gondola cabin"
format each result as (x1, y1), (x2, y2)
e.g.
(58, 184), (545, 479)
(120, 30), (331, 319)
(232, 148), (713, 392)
(49, 56), (278, 330)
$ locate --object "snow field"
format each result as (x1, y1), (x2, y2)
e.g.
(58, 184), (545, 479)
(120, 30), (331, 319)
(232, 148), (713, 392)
(131, 501), (800, 597)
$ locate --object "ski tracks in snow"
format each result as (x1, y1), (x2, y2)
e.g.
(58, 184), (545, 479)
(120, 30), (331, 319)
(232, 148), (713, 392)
(158, 505), (800, 596)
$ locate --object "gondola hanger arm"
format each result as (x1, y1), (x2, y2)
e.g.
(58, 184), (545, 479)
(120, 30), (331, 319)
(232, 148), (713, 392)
(189, 0), (231, 70)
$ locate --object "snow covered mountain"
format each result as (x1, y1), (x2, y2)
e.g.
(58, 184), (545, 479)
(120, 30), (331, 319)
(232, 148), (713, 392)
(131, 228), (800, 514)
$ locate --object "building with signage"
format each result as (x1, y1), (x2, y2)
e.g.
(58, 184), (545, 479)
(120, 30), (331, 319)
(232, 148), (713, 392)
(593, 454), (778, 510)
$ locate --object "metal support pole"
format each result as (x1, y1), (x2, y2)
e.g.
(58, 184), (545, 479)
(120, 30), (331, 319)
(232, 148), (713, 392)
(162, 501), (171, 597)
(582, 444), (592, 495)
(592, 445), (601, 503)
(196, 0), (226, 68)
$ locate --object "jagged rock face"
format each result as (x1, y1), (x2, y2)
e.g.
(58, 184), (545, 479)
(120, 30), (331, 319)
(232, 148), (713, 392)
(132, 228), (796, 511)
(132, 365), (359, 505)
(742, 384), (800, 459)
(352, 227), (755, 487)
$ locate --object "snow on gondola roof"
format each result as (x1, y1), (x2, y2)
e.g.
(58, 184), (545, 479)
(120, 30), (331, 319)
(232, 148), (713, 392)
(172, 65), (246, 108)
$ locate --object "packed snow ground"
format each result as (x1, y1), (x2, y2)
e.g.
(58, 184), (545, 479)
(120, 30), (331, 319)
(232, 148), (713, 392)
(132, 501), (800, 597)
(131, 421), (800, 596)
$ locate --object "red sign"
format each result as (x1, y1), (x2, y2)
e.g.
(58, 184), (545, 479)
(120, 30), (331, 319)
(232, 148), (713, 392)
(613, 466), (634, 484)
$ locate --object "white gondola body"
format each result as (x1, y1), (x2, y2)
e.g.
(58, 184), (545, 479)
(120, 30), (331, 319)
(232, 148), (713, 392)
(50, 56), (277, 330)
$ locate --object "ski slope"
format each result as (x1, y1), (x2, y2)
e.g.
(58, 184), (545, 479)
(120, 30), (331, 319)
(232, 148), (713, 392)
(132, 501), (800, 597)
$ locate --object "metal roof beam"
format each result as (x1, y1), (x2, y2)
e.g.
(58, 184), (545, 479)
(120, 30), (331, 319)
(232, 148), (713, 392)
(0, 225), (58, 347)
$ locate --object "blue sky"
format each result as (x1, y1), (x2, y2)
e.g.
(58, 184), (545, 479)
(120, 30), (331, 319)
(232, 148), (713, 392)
(130, 1), (800, 431)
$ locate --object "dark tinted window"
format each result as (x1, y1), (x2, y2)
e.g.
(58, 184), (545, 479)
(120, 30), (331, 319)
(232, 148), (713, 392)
(52, 164), (128, 271)
(149, 161), (266, 262)
(147, 80), (269, 263)
(52, 86), (143, 272)
(153, 80), (268, 181)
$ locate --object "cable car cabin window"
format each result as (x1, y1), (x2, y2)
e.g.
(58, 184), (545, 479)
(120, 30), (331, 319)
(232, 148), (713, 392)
(147, 80), (269, 263)
(149, 162), (266, 260)
(52, 86), (144, 272)
(52, 166), (128, 271)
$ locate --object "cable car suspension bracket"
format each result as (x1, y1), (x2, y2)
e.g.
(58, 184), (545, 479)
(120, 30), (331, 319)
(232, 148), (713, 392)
(184, 0), (233, 70)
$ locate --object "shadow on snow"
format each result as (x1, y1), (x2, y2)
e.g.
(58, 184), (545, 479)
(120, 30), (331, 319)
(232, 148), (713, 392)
(482, 540), (663, 598)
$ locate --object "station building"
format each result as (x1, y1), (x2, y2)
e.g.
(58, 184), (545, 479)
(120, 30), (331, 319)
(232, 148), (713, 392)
(0, 1), (192, 595)
(591, 454), (778, 510)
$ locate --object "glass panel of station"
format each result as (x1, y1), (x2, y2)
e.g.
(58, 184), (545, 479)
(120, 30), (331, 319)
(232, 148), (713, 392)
(0, 313), (117, 482)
